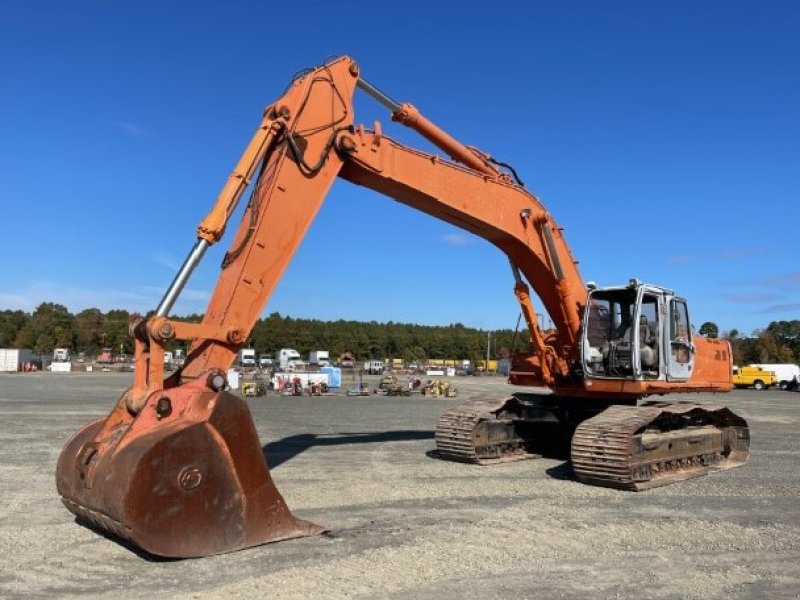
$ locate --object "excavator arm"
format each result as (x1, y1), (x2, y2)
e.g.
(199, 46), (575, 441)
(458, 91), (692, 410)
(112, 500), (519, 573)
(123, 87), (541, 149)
(337, 125), (584, 384)
(56, 56), (747, 558)
(137, 56), (585, 406)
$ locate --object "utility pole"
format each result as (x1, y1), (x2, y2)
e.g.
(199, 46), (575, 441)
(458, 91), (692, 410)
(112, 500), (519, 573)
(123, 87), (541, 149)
(486, 331), (491, 373)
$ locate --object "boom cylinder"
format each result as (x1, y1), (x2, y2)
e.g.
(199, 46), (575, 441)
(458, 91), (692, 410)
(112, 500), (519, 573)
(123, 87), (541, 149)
(391, 103), (498, 177)
(356, 76), (497, 177)
(356, 78), (401, 112)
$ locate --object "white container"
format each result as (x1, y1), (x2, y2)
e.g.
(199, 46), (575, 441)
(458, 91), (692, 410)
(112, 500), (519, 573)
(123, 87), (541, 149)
(271, 372), (329, 390)
(227, 369), (241, 390)
(0, 348), (34, 372)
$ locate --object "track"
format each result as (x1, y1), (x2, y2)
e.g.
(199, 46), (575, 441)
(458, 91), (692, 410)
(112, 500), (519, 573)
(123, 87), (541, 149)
(434, 398), (538, 464)
(571, 402), (750, 490)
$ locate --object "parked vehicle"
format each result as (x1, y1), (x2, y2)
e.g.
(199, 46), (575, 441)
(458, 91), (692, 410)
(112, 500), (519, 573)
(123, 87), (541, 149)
(172, 348), (186, 367)
(363, 360), (384, 375)
(748, 364), (800, 391)
(308, 350), (330, 366)
(241, 381), (268, 397)
(277, 348), (302, 370)
(53, 348), (70, 362)
(732, 366), (777, 390)
(97, 348), (114, 364)
(239, 348), (256, 367)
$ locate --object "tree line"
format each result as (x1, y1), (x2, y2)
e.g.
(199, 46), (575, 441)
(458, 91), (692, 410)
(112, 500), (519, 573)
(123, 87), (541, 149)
(1, 303), (798, 366)
(0, 303), (522, 364)
(721, 321), (800, 366)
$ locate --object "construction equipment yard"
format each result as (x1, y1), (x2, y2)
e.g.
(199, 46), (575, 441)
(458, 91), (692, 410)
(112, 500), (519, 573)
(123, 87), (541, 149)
(1, 372), (799, 599)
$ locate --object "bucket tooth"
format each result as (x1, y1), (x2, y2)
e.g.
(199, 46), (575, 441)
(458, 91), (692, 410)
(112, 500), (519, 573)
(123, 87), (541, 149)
(56, 387), (323, 558)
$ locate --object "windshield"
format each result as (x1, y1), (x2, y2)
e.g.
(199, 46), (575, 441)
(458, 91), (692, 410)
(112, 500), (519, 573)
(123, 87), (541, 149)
(584, 289), (636, 377)
(583, 288), (661, 379)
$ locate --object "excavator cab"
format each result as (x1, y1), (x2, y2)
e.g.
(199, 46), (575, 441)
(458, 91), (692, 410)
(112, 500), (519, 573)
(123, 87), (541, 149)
(582, 280), (694, 382)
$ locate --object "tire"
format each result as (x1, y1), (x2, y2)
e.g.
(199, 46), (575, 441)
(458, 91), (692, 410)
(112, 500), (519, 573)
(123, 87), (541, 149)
(753, 380), (765, 391)
(779, 381), (789, 391)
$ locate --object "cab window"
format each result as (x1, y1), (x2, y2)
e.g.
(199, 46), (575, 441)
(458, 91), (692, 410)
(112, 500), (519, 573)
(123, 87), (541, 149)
(669, 299), (690, 364)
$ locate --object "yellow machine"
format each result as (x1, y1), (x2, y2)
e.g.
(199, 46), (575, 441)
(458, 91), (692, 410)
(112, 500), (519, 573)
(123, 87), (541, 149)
(732, 366), (777, 390)
(421, 379), (458, 397)
(241, 381), (267, 397)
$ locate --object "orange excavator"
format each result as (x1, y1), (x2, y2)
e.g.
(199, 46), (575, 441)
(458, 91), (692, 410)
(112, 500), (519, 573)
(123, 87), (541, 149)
(56, 57), (749, 558)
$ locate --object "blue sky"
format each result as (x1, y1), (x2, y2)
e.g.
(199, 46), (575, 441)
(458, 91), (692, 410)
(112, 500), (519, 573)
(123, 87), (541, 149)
(1, 1), (798, 336)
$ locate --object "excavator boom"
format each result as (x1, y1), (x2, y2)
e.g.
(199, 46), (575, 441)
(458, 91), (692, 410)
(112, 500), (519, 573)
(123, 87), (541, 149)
(56, 56), (748, 558)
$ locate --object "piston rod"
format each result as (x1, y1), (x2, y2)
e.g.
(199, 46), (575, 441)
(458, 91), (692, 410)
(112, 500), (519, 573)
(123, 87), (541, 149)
(155, 238), (209, 317)
(356, 77), (401, 112)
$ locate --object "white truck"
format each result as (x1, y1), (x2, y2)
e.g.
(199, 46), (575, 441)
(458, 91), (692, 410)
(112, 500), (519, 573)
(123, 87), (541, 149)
(172, 348), (185, 366)
(364, 359), (384, 375)
(239, 348), (257, 367)
(49, 348), (72, 372)
(53, 348), (70, 362)
(749, 364), (800, 391)
(308, 350), (330, 366)
(277, 348), (303, 371)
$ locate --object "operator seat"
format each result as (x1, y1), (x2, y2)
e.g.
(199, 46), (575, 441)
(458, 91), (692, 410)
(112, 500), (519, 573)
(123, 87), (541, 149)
(639, 315), (658, 370)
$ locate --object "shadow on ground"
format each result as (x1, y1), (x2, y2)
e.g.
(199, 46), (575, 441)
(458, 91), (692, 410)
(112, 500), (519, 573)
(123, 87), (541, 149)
(545, 461), (577, 481)
(263, 430), (435, 468)
(75, 517), (181, 563)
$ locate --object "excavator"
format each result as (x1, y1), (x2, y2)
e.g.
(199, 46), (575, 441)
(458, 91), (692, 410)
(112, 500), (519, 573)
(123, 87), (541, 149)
(56, 56), (749, 558)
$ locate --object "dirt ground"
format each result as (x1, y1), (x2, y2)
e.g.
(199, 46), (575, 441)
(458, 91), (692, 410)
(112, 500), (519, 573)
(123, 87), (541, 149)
(1, 371), (799, 599)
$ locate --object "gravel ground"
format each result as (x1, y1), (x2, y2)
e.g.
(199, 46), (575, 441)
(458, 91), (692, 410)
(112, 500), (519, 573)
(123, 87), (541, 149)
(1, 371), (799, 599)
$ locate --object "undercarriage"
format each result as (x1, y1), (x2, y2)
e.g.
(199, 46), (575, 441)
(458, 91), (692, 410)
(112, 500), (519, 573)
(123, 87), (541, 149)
(435, 394), (749, 490)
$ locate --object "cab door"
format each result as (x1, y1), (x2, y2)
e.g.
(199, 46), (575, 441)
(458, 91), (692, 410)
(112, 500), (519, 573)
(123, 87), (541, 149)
(666, 297), (693, 380)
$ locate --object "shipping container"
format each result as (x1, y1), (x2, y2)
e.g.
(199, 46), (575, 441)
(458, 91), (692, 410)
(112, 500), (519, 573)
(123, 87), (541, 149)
(0, 348), (35, 372)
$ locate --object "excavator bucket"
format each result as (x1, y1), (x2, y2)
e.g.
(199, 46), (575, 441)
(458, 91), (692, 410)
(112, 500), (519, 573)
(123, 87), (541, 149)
(56, 379), (324, 558)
